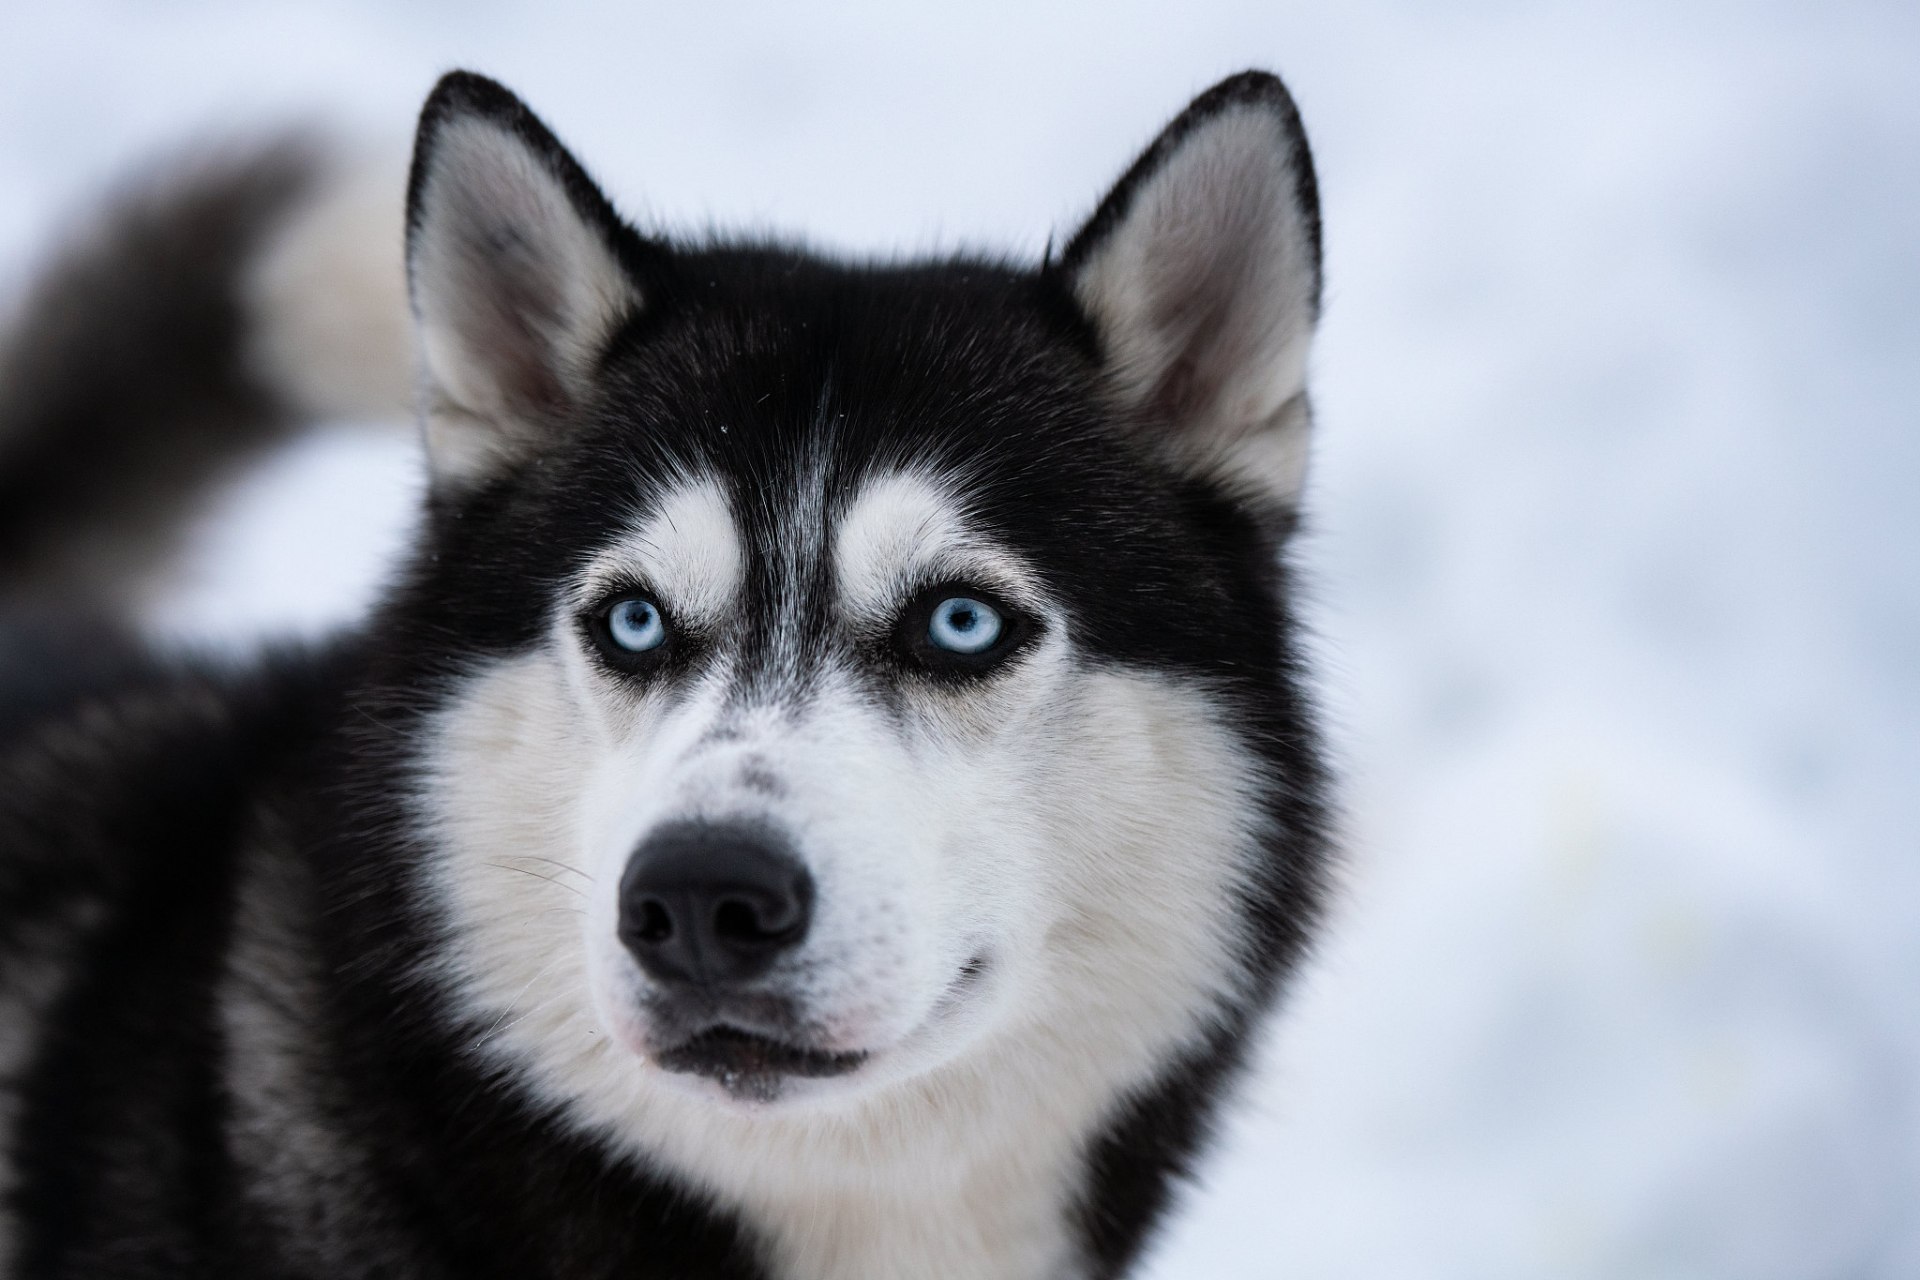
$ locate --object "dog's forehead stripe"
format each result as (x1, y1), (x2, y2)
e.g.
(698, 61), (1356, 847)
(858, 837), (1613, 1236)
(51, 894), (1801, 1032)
(587, 476), (742, 624)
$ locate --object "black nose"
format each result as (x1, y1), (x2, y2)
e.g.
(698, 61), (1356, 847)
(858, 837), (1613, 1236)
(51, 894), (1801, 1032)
(618, 822), (813, 986)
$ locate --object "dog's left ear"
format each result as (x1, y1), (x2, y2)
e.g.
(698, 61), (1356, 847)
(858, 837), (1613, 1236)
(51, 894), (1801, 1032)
(406, 71), (643, 487)
(1061, 71), (1322, 509)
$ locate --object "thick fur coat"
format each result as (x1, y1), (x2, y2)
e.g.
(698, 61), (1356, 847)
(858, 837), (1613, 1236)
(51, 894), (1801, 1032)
(0, 71), (1332, 1279)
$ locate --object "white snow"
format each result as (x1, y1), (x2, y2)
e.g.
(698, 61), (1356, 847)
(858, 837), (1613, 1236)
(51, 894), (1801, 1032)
(3, 2), (1916, 1275)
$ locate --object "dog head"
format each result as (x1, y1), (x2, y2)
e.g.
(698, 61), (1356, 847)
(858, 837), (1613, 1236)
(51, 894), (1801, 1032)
(390, 72), (1325, 1126)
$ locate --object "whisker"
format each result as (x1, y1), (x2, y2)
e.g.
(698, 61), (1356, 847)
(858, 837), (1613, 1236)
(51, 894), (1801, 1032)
(476, 990), (581, 1050)
(475, 953), (569, 1049)
(510, 855), (595, 885)
(486, 860), (589, 899)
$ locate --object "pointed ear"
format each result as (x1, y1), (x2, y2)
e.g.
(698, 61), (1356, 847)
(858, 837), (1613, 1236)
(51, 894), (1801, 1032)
(405, 72), (642, 486)
(1061, 71), (1322, 509)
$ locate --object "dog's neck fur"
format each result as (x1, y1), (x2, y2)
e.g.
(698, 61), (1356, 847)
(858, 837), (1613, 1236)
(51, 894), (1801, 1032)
(714, 1121), (1088, 1280)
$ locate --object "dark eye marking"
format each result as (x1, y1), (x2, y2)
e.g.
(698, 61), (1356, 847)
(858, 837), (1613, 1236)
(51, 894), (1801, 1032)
(894, 583), (1032, 677)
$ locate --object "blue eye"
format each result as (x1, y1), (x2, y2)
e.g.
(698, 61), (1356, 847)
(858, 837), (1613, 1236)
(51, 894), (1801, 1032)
(927, 596), (1003, 654)
(898, 585), (1030, 675)
(606, 596), (667, 653)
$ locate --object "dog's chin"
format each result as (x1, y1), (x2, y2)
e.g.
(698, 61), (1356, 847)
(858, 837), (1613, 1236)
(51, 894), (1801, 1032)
(629, 956), (996, 1109)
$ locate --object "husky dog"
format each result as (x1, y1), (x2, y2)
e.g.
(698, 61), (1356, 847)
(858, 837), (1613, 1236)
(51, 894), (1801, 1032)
(0, 68), (1331, 1279)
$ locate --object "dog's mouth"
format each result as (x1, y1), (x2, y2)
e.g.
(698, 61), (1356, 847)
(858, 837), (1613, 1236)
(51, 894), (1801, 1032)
(655, 1026), (869, 1101)
(640, 954), (992, 1103)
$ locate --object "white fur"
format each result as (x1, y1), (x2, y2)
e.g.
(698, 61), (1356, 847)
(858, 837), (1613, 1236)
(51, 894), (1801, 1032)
(242, 147), (414, 422)
(578, 477), (745, 629)
(832, 470), (1039, 620)
(415, 467), (1269, 1279)
(1072, 105), (1319, 506)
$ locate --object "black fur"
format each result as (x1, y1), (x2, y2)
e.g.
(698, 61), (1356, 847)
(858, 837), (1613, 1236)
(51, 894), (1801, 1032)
(0, 141), (321, 610)
(0, 70), (1332, 1278)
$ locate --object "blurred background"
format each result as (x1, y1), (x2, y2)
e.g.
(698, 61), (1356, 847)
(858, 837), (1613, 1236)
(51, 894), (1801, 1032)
(4, 2), (1916, 1275)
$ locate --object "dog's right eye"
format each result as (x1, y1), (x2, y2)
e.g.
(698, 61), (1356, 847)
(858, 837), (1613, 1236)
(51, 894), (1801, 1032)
(608, 598), (666, 651)
(588, 593), (674, 671)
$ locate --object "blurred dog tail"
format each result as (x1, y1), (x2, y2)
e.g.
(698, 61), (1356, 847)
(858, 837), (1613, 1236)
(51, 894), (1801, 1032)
(0, 136), (413, 610)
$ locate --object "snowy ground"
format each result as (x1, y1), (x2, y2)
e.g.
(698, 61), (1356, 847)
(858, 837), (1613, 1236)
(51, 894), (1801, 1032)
(4, 3), (1917, 1275)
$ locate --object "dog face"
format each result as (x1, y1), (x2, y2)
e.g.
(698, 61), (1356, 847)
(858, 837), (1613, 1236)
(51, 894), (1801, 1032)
(390, 73), (1324, 1135)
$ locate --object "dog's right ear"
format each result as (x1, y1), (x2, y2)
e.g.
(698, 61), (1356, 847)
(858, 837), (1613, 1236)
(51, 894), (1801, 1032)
(406, 72), (642, 487)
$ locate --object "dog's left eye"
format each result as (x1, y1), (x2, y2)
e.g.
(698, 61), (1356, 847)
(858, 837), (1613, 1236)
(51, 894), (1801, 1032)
(898, 584), (1027, 675)
(928, 596), (1003, 654)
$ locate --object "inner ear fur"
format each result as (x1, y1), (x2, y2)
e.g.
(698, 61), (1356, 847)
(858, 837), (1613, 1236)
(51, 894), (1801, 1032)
(1060, 71), (1323, 509)
(405, 71), (643, 487)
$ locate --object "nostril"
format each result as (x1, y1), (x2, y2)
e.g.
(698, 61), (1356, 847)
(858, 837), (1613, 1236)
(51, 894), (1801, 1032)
(712, 893), (802, 944)
(635, 899), (675, 945)
(712, 898), (761, 943)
